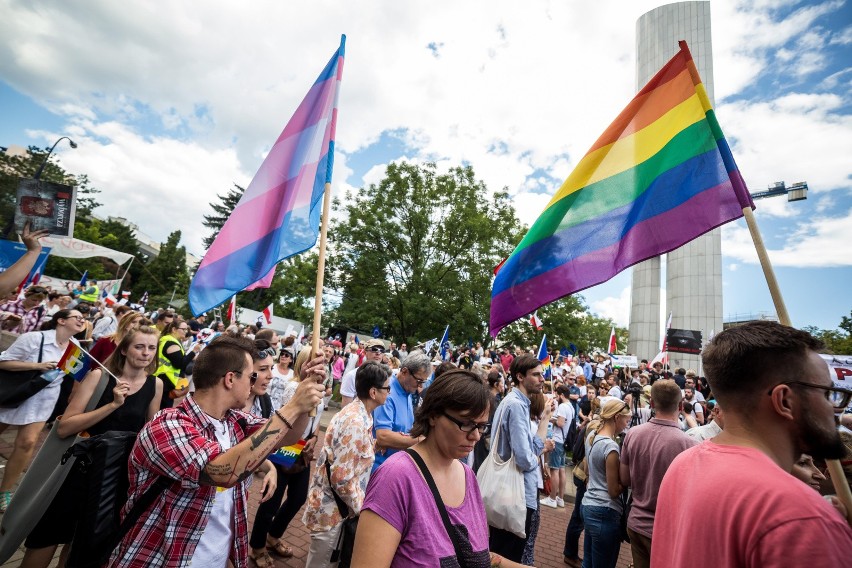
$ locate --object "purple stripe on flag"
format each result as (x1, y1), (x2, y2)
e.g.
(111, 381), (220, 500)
(490, 180), (743, 334)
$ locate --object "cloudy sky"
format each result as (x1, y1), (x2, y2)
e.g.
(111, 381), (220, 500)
(1, 0), (850, 332)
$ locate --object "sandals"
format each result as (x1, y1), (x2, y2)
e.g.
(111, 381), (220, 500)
(0, 491), (12, 513)
(266, 537), (294, 558)
(249, 547), (275, 568)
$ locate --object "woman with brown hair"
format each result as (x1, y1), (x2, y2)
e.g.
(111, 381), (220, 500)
(352, 369), (528, 567)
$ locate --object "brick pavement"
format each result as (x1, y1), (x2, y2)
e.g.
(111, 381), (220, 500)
(1, 415), (633, 568)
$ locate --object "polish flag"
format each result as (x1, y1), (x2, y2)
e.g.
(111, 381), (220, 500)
(608, 327), (617, 354)
(227, 295), (236, 322)
(530, 311), (543, 331)
(262, 303), (273, 324)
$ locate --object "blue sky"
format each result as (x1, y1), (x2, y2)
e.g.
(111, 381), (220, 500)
(0, 0), (850, 333)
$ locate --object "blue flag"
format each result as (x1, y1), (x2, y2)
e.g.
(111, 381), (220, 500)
(79, 270), (88, 287)
(560, 347), (571, 358)
(569, 343), (578, 355)
(372, 325), (381, 338)
(537, 334), (551, 379)
(440, 325), (450, 360)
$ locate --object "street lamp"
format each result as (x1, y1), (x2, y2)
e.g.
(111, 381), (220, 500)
(33, 136), (77, 180)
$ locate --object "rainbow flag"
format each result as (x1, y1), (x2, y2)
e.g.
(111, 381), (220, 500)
(189, 36), (346, 315)
(490, 41), (754, 336)
(537, 334), (551, 380)
(268, 439), (307, 468)
(57, 340), (93, 382)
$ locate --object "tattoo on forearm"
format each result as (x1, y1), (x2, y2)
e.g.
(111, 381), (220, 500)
(250, 422), (281, 450)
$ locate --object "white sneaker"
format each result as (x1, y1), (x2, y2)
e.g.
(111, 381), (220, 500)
(539, 496), (558, 508)
(556, 497), (565, 508)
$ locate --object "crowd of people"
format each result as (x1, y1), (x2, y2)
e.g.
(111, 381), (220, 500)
(0, 229), (849, 568)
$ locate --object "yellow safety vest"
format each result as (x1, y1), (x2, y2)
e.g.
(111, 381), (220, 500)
(79, 284), (100, 303)
(155, 333), (186, 389)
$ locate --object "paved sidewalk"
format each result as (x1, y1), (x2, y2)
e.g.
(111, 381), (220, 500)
(0, 410), (633, 567)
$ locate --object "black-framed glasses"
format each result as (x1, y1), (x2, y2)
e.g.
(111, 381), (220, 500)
(442, 412), (491, 435)
(767, 381), (852, 410)
(256, 347), (276, 360)
(374, 385), (392, 392)
(411, 371), (430, 385)
(64, 314), (85, 322)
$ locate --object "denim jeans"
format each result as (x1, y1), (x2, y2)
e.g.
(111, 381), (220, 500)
(563, 476), (586, 559)
(581, 504), (622, 568)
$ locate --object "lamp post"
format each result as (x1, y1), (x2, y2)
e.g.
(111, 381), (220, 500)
(33, 136), (77, 180)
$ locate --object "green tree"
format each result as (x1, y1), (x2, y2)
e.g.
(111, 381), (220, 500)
(803, 310), (852, 354)
(329, 161), (523, 346)
(202, 184), (244, 249)
(134, 230), (189, 309)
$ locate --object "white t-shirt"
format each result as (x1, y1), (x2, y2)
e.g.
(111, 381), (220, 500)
(608, 385), (624, 400)
(190, 416), (234, 567)
(340, 367), (357, 399)
(552, 401), (575, 444)
(682, 389), (706, 403)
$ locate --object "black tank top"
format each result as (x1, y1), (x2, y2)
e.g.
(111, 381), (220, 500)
(88, 374), (157, 436)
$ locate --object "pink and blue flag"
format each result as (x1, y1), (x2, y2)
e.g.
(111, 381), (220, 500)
(189, 36), (346, 315)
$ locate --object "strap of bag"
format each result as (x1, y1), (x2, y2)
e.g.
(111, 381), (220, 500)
(405, 449), (469, 566)
(324, 458), (350, 518)
(100, 475), (172, 561)
(37, 332), (45, 363)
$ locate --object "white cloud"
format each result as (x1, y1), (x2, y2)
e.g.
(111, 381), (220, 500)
(590, 285), (630, 327)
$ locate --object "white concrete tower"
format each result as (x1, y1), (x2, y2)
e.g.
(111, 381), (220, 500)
(629, 1), (721, 371)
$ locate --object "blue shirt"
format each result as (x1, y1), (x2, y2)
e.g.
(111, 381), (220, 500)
(493, 388), (545, 510)
(582, 362), (593, 381)
(372, 375), (415, 470)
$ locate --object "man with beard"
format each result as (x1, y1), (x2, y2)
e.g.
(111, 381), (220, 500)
(651, 321), (852, 567)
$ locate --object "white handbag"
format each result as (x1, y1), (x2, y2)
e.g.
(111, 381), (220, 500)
(476, 403), (527, 538)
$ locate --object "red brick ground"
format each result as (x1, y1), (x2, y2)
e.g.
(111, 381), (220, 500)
(1, 422), (633, 567)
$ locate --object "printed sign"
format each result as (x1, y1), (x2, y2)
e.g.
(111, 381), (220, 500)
(14, 178), (77, 237)
(666, 329), (703, 355)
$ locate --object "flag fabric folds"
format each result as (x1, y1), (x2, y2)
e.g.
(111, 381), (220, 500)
(490, 41), (754, 336)
(79, 270), (88, 287)
(608, 327), (617, 354)
(537, 334), (551, 379)
(262, 304), (273, 325)
(530, 311), (543, 331)
(189, 35), (346, 315)
(439, 325), (450, 360)
(227, 295), (236, 323)
(57, 340), (93, 382)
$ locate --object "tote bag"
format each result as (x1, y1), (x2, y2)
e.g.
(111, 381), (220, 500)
(476, 402), (526, 538)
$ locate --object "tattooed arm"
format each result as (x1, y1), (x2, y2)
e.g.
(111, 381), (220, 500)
(199, 357), (326, 488)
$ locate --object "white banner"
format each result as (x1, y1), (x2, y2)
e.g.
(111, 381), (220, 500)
(40, 236), (133, 265)
(38, 275), (123, 296)
(610, 354), (639, 368)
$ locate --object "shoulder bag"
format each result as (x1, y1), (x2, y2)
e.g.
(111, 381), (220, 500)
(406, 449), (491, 568)
(475, 402), (526, 538)
(0, 333), (50, 408)
(326, 459), (358, 568)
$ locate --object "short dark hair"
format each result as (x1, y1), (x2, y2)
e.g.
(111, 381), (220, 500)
(355, 362), (390, 399)
(41, 309), (76, 331)
(256, 328), (276, 342)
(509, 354), (541, 385)
(487, 370), (502, 388)
(555, 385), (570, 398)
(192, 335), (255, 390)
(650, 379), (681, 413)
(702, 321), (823, 411)
(434, 361), (457, 379)
(410, 370), (490, 438)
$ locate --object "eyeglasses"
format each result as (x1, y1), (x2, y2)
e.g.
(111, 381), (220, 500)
(411, 370), (430, 385)
(177, 327), (189, 331)
(256, 347), (276, 360)
(367, 346), (385, 353)
(230, 369), (259, 385)
(64, 315), (85, 322)
(767, 381), (852, 410)
(374, 385), (392, 392)
(442, 412), (491, 435)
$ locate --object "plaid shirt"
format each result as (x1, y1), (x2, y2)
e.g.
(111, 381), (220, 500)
(0, 298), (45, 334)
(108, 396), (266, 568)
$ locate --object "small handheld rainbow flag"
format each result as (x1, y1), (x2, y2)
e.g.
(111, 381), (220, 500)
(537, 334), (551, 380)
(57, 340), (93, 382)
(268, 439), (307, 467)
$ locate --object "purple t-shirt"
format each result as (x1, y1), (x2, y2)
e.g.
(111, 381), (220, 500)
(362, 451), (490, 567)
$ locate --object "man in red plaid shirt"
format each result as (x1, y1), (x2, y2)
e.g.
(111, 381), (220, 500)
(108, 335), (325, 567)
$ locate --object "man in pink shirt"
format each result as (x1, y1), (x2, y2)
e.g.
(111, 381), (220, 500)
(620, 379), (697, 568)
(651, 321), (852, 567)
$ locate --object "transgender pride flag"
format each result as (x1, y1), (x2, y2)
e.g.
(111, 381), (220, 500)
(189, 36), (346, 315)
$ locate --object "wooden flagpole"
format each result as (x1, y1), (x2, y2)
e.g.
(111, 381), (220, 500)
(742, 206), (852, 523)
(308, 182), (333, 416)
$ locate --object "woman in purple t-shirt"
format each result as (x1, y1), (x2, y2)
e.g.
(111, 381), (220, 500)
(353, 369), (528, 568)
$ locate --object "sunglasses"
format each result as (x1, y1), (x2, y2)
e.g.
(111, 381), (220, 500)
(367, 346), (385, 353)
(256, 347), (276, 360)
(230, 369), (259, 385)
